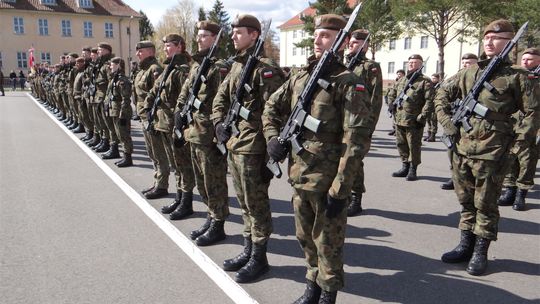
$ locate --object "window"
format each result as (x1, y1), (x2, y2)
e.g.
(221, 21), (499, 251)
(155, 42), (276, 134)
(420, 36), (428, 49)
(41, 0), (57, 4)
(403, 61), (408, 71)
(301, 48), (305, 56)
(389, 39), (396, 50)
(105, 22), (113, 38)
(388, 62), (395, 74)
(13, 17), (24, 34)
(38, 19), (49, 36)
(61, 20), (72, 36)
(301, 30), (305, 38)
(404, 37), (412, 50)
(292, 47), (297, 56)
(83, 21), (93, 37)
(78, 0), (93, 8)
(293, 30), (297, 39)
(17, 51), (28, 68)
(41, 52), (51, 64)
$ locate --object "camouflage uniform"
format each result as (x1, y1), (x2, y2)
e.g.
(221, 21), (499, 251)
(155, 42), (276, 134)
(134, 56), (166, 189)
(263, 55), (372, 292)
(212, 45), (285, 244)
(144, 53), (194, 193)
(95, 53), (118, 144)
(387, 69), (433, 167)
(435, 55), (539, 240)
(80, 58), (94, 134)
(108, 71), (133, 155)
(73, 62), (90, 128)
(176, 48), (230, 220)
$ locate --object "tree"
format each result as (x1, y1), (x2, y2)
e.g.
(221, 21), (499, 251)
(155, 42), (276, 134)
(208, 0), (234, 58)
(191, 7), (207, 53)
(356, 0), (402, 60)
(261, 19), (280, 63)
(154, 0), (197, 59)
(391, 0), (478, 78)
(139, 10), (154, 40)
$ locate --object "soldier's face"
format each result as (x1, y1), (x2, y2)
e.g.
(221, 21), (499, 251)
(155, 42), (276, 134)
(431, 76), (439, 83)
(136, 47), (154, 61)
(407, 59), (422, 71)
(197, 29), (216, 52)
(110, 62), (119, 73)
(348, 37), (367, 55)
(231, 27), (258, 51)
(521, 54), (540, 70)
(483, 32), (512, 57)
(81, 51), (90, 60)
(461, 58), (477, 68)
(98, 47), (110, 57)
(164, 42), (181, 59)
(313, 29), (341, 58)
(397, 72), (405, 79)
(90, 53), (97, 61)
(75, 61), (84, 70)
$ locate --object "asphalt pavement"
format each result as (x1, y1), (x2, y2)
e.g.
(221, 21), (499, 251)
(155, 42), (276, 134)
(0, 91), (538, 304)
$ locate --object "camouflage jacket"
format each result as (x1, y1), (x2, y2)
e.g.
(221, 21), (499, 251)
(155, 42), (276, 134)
(94, 53), (113, 103)
(347, 54), (383, 133)
(144, 53), (191, 133)
(262, 56), (372, 199)
(511, 66), (540, 137)
(82, 59), (94, 101)
(135, 56), (163, 121)
(212, 46), (285, 154)
(435, 56), (540, 161)
(107, 72), (132, 119)
(67, 63), (77, 95)
(176, 48), (230, 146)
(387, 70), (434, 127)
(73, 69), (86, 101)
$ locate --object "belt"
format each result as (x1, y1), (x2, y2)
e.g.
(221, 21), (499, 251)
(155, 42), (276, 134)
(302, 131), (342, 144)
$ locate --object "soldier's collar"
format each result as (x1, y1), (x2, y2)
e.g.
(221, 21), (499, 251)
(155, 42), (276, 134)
(234, 45), (259, 64)
(478, 53), (512, 68)
(193, 48), (212, 64)
(163, 52), (190, 66)
(139, 56), (156, 69)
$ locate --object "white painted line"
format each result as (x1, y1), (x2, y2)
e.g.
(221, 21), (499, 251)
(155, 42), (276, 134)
(28, 93), (258, 304)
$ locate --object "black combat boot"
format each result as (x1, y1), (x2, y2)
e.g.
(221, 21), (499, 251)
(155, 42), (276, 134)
(512, 189), (527, 211)
(141, 185), (155, 195)
(347, 192), (362, 217)
(466, 237), (491, 276)
(115, 153), (133, 167)
(81, 131), (93, 141)
(95, 139), (110, 152)
(191, 216), (212, 240)
(144, 187), (168, 199)
(102, 143), (120, 159)
(161, 191), (182, 214)
(497, 186), (516, 206)
(223, 237), (252, 271)
(427, 132), (436, 142)
(392, 162), (410, 177)
(441, 230), (476, 263)
(318, 290), (338, 304)
(196, 219), (226, 246)
(293, 280), (322, 304)
(235, 242), (269, 283)
(441, 178), (454, 190)
(423, 132), (430, 141)
(73, 123), (85, 133)
(406, 165), (418, 181)
(88, 136), (101, 148)
(169, 191), (194, 220)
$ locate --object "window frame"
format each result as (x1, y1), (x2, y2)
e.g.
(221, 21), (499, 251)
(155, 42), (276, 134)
(61, 19), (72, 37)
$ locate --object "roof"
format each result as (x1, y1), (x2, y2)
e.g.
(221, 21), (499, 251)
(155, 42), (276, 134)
(0, 0), (141, 18)
(278, 0), (358, 30)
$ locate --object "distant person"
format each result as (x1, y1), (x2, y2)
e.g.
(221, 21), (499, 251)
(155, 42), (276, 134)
(9, 70), (17, 91)
(18, 70), (26, 90)
(0, 68), (5, 96)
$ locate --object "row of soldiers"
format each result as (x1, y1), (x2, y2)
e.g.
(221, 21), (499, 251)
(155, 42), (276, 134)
(28, 13), (538, 303)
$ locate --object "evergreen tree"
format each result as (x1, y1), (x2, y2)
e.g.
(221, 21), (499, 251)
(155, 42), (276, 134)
(139, 10), (154, 40)
(192, 7), (207, 53)
(208, 0), (234, 58)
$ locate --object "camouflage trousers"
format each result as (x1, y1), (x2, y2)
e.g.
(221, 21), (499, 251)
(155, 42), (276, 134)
(395, 125), (423, 166)
(426, 111), (438, 134)
(452, 154), (511, 241)
(103, 108), (119, 144)
(228, 152), (272, 245)
(171, 136), (195, 193)
(351, 137), (372, 194)
(113, 117), (133, 154)
(142, 124), (170, 190)
(502, 140), (538, 190)
(292, 188), (347, 292)
(191, 143), (229, 221)
(90, 103), (107, 139)
(79, 99), (94, 131)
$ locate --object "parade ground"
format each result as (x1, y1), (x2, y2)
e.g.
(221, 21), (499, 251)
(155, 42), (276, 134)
(1, 91), (538, 303)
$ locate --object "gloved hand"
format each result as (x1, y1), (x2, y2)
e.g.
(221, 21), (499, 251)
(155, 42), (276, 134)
(119, 118), (127, 126)
(215, 122), (231, 144)
(443, 122), (458, 136)
(267, 137), (288, 161)
(325, 194), (346, 219)
(174, 111), (186, 130)
(416, 113), (426, 124)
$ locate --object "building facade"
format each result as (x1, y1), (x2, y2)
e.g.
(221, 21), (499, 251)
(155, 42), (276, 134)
(0, 0), (141, 76)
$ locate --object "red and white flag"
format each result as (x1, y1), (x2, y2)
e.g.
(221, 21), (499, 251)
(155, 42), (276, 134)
(28, 46), (35, 68)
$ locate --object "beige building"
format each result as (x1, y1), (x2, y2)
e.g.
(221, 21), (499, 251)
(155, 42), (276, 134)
(0, 0), (141, 76)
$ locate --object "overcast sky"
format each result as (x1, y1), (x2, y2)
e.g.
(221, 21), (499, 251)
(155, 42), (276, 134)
(125, 0), (308, 30)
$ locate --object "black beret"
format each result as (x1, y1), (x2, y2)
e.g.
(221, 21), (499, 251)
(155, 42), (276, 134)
(162, 33), (185, 44)
(67, 52), (79, 58)
(232, 14), (261, 32)
(75, 57), (85, 63)
(408, 54), (423, 61)
(351, 29), (369, 40)
(90, 47), (98, 54)
(110, 56), (124, 65)
(82, 46), (92, 52)
(483, 19), (514, 36)
(198, 21), (220, 35)
(522, 47), (540, 57)
(314, 14), (346, 31)
(136, 40), (155, 50)
(461, 53), (478, 60)
(98, 42), (112, 52)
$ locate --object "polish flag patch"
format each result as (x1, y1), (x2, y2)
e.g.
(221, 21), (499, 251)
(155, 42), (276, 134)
(263, 70), (274, 78)
(355, 84), (366, 91)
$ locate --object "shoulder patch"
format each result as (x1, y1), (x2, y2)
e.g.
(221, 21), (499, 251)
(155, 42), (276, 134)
(371, 67), (378, 73)
(262, 70), (274, 78)
(355, 83), (366, 92)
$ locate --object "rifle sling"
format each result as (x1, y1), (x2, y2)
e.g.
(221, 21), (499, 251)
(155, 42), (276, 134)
(302, 130), (342, 144)
(474, 111), (508, 122)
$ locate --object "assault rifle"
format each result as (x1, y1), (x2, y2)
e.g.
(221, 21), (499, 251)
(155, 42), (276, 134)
(86, 62), (99, 102)
(445, 22), (529, 148)
(346, 33), (370, 70)
(174, 28), (223, 144)
(266, 4), (363, 178)
(146, 53), (177, 131)
(388, 57), (429, 115)
(216, 21), (272, 155)
(532, 64), (540, 77)
(104, 73), (119, 116)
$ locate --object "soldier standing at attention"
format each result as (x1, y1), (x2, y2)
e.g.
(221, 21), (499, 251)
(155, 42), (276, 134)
(440, 53), (478, 191)
(345, 28), (382, 216)
(436, 20), (539, 276)
(86, 48), (103, 147)
(387, 54), (434, 181)
(92, 43), (115, 155)
(263, 14), (372, 303)
(424, 73), (440, 142)
(72, 57), (87, 132)
(142, 34), (193, 200)
(212, 15), (284, 281)
(386, 69), (405, 136)
(164, 22), (230, 227)
(80, 46), (95, 142)
(133, 41), (166, 195)
(108, 57), (134, 168)
(497, 47), (540, 211)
